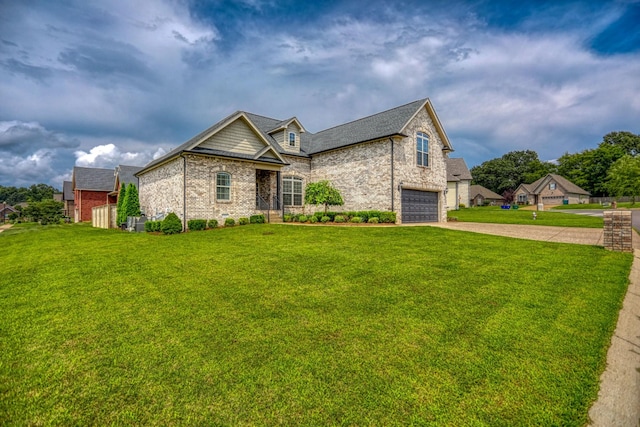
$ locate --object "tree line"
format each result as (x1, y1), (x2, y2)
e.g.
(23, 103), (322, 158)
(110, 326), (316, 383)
(471, 131), (640, 200)
(0, 184), (60, 205)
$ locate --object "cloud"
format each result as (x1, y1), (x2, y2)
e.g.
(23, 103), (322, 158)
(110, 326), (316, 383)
(0, 121), (79, 155)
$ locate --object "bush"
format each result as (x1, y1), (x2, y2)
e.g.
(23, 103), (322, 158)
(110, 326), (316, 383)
(320, 216), (330, 223)
(224, 218), (236, 227)
(283, 214), (293, 223)
(298, 214), (308, 223)
(208, 219), (218, 229)
(344, 211), (358, 220)
(368, 217), (379, 224)
(315, 211), (337, 221)
(188, 219), (207, 231)
(161, 213), (182, 235)
(378, 212), (396, 223)
(334, 215), (346, 223)
(250, 214), (265, 224)
(350, 216), (363, 223)
(145, 220), (162, 232)
(459, 203), (466, 209)
(309, 216), (318, 224)
(238, 217), (250, 225)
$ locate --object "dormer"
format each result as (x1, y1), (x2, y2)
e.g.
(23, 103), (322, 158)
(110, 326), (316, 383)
(267, 117), (306, 154)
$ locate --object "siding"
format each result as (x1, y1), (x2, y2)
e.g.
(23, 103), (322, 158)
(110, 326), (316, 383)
(199, 118), (266, 155)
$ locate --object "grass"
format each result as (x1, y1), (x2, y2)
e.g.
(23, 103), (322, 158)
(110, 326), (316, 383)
(0, 223), (632, 425)
(552, 202), (638, 210)
(448, 206), (604, 227)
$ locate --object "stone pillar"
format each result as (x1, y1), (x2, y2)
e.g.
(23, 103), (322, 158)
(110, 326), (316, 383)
(603, 210), (633, 253)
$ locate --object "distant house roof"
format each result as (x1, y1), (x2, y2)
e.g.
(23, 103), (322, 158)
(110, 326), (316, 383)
(63, 181), (74, 201)
(0, 203), (17, 214)
(446, 158), (472, 182)
(518, 174), (590, 196)
(137, 98), (454, 175)
(72, 167), (114, 192)
(115, 165), (143, 190)
(470, 185), (503, 200)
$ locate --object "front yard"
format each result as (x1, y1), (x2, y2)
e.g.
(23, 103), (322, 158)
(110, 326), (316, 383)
(0, 223), (632, 425)
(448, 206), (604, 227)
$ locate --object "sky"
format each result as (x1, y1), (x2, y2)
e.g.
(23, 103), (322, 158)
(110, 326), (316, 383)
(1, 0), (639, 189)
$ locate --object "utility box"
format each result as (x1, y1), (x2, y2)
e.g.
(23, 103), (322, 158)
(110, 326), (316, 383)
(126, 216), (147, 232)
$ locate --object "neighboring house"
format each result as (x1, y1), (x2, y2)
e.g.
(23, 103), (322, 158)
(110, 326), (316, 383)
(0, 203), (17, 222)
(469, 185), (503, 207)
(72, 167), (117, 222)
(112, 164), (143, 208)
(137, 98), (454, 225)
(62, 181), (75, 219)
(514, 174), (590, 206)
(446, 158), (472, 210)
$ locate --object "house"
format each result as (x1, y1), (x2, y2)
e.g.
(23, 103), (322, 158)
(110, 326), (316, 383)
(71, 167), (117, 222)
(469, 185), (503, 207)
(62, 181), (75, 219)
(514, 174), (590, 206)
(0, 203), (17, 222)
(111, 165), (143, 206)
(446, 158), (472, 210)
(136, 98), (454, 225)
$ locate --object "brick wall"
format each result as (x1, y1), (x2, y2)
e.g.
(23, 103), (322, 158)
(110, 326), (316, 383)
(603, 210), (633, 253)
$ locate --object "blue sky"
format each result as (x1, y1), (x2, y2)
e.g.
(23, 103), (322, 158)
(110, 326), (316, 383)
(1, 0), (639, 189)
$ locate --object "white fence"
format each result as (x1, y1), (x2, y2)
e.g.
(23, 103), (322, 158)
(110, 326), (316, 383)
(92, 204), (117, 229)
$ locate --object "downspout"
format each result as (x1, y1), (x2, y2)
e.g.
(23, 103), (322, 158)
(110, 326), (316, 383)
(182, 154), (187, 232)
(390, 137), (395, 212)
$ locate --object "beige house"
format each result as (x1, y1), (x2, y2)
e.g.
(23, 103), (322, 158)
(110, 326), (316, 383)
(136, 98), (454, 225)
(469, 185), (503, 207)
(514, 174), (590, 206)
(445, 158), (472, 210)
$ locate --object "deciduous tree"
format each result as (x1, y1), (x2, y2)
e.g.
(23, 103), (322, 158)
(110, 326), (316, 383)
(304, 181), (344, 213)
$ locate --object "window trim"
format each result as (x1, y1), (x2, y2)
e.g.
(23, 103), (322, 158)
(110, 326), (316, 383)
(282, 176), (303, 206)
(216, 172), (231, 201)
(549, 183), (556, 190)
(416, 132), (429, 167)
(288, 132), (296, 147)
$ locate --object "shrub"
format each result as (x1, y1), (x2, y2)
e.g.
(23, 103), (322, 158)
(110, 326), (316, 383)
(208, 219), (218, 229)
(459, 203), (466, 209)
(344, 211), (358, 220)
(250, 214), (265, 224)
(368, 217), (379, 224)
(320, 216), (330, 223)
(224, 218), (236, 227)
(378, 212), (396, 223)
(357, 211), (370, 222)
(334, 215), (346, 223)
(145, 220), (161, 232)
(309, 216), (318, 224)
(161, 213), (182, 235)
(238, 217), (250, 225)
(283, 214), (293, 223)
(315, 211), (337, 221)
(188, 219), (207, 231)
(350, 216), (363, 223)
(298, 214), (308, 223)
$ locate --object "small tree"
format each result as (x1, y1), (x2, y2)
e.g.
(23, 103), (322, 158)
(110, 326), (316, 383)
(116, 183), (126, 225)
(607, 155), (640, 204)
(304, 180), (344, 213)
(123, 183), (141, 220)
(22, 199), (64, 225)
(161, 212), (182, 234)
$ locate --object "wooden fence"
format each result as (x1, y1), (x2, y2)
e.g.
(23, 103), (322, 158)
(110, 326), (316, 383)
(92, 204), (117, 229)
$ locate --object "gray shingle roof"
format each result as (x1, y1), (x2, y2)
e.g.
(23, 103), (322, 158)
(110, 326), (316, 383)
(529, 174), (590, 195)
(446, 158), (472, 181)
(73, 167), (114, 191)
(63, 181), (74, 201)
(470, 185), (503, 200)
(115, 165), (143, 189)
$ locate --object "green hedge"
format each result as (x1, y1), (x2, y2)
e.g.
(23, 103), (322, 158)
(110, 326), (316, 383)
(238, 217), (250, 225)
(144, 220), (162, 232)
(187, 219), (207, 231)
(312, 210), (396, 224)
(208, 219), (218, 229)
(250, 214), (265, 224)
(224, 218), (235, 227)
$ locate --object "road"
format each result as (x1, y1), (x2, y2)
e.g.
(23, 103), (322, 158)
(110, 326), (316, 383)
(554, 209), (640, 229)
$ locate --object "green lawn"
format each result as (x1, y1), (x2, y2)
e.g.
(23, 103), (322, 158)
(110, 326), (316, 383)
(552, 202), (637, 210)
(0, 223), (632, 425)
(448, 206), (604, 227)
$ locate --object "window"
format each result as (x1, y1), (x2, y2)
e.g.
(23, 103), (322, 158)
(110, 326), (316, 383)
(283, 176), (303, 206)
(549, 183), (556, 190)
(517, 194), (527, 203)
(216, 172), (231, 201)
(416, 132), (429, 166)
(288, 132), (296, 147)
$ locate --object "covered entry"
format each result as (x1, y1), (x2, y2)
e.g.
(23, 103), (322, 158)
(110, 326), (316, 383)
(401, 189), (439, 223)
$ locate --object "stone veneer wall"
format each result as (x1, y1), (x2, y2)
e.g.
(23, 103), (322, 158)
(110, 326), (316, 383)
(603, 210), (633, 253)
(138, 157), (184, 220)
(391, 107), (448, 223)
(282, 155), (312, 214)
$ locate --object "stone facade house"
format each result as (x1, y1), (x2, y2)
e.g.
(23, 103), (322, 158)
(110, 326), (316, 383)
(445, 158), (472, 210)
(0, 203), (17, 223)
(469, 185), (503, 207)
(72, 167), (116, 222)
(514, 174), (590, 206)
(136, 98), (454, 225)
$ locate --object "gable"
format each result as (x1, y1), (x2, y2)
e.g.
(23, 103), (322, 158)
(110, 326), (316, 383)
(198, 117), (269, 155)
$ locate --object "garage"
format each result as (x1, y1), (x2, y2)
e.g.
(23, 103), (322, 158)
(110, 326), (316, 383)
(401, 189), (439, 223)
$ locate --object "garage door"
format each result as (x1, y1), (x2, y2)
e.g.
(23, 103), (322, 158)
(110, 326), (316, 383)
(401, 190), (438, 223)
